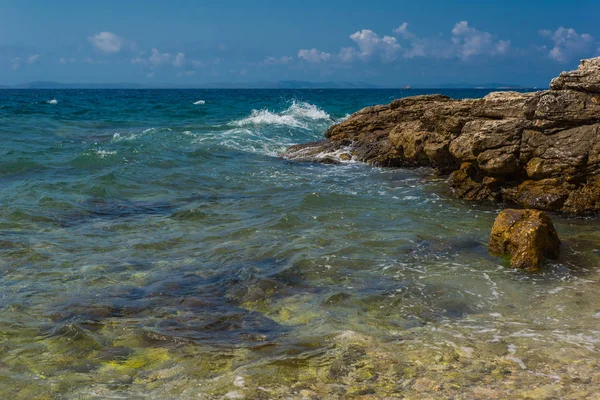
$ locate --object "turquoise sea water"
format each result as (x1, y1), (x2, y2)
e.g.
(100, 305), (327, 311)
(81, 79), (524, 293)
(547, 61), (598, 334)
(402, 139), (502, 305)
(1, 89), (600, 398)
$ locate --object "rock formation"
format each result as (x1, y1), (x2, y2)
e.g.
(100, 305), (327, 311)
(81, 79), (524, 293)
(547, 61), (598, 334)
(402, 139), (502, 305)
(283, 58), (600, 214)
(488, 209), (560, 270)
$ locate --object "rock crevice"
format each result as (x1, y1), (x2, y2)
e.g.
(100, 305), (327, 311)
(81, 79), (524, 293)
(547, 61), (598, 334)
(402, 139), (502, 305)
(283, 58), (600, 214)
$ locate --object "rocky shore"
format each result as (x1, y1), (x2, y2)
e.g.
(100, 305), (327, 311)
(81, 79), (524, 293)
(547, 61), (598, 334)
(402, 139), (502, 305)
(284, 57), (600, 215)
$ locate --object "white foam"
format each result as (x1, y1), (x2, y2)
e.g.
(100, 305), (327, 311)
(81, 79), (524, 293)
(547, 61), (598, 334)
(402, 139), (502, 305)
(91, 149), (116, 158)
(112, 127), (172, 142)
(234, 109), (304, 128)
(231, 101), (331, 129)
(193, 100), (205, 105)
(47, 98), (58, 105)
(287, 101), (330, 120)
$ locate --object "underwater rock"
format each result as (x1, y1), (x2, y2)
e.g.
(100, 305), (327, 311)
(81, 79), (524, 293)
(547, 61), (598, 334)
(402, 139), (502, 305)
(488, 209), (560, 270)
(96, 346), (135, 361)
(283, 57), (600, 214)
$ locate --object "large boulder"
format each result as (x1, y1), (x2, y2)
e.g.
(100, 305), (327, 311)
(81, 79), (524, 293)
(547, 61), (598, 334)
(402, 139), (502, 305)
(550, 57), (600, 93)
(283, 57), (600, 214)
(488, 209), (560, 270)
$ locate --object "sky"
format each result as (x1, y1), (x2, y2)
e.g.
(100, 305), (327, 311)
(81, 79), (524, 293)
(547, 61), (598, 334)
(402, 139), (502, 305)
(1, 0), (599, 87)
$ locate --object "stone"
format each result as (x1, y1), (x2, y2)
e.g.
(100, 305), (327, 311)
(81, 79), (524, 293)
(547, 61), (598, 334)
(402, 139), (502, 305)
(283, 57), (600, 215)
(550, 57), (600, 93)
(488, 209), (560, 270)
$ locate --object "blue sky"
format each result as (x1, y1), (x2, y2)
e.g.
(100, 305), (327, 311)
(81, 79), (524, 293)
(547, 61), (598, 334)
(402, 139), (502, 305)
(1, 0), (599, 86)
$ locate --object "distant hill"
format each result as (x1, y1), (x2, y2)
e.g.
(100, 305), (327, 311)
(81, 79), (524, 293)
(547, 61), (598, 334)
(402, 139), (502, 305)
(411, 83), (533, 89)
(1, 80), (381, 89)
(10, 81), (153, 89)
(0, 81), (537, 90)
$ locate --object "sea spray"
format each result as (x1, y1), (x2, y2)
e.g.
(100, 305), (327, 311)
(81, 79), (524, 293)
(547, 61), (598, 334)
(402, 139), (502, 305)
(231, 101), (332, 129)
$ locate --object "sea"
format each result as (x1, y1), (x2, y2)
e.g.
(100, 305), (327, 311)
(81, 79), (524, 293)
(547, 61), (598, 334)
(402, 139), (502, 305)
(1, 89), (600, 398)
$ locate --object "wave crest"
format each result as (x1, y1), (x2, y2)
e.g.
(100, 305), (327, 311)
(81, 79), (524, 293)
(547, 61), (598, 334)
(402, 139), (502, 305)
(231, 101), (331, 129)
(193, 100), (206, 105)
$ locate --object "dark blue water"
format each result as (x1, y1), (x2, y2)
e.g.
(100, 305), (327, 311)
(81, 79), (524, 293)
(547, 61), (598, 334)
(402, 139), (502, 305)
(1, 89), (599, 398)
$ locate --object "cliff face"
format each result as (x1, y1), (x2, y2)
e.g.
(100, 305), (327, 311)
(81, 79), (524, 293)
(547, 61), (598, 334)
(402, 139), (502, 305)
(283, 58), (600, 214)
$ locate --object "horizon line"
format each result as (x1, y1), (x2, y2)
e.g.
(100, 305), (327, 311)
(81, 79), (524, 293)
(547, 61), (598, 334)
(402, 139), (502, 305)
(0, 82), (541, 90)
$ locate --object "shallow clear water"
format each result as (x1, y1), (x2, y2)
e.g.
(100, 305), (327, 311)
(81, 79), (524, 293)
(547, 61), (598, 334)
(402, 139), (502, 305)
(1, 89), (599, 398)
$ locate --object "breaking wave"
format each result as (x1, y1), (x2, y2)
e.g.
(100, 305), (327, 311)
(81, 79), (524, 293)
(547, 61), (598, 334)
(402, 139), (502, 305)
(231, 101), (332, 129)
(47, 99), (58, 105)
(193, 100), (206, 105)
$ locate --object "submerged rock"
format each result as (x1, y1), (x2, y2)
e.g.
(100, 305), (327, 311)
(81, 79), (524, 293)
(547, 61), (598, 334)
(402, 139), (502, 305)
(488, 209), (560, 270)
(283, 58), (600, 214)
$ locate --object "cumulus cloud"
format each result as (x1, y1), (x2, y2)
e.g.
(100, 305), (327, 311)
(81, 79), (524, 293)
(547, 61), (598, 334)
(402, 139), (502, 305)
(540, 27), (596, 63)
(83, 57), (107, 65)
(10, 54), (41, 70)
(338, 47), (357, 62)
(28, 54), (40, 64)
(59, 57), (76, 64)
(173, 52), (185, 67)
(88, 32), (124, 53)
(450, 21), (510, 59)
(149, 48), (171, 66)
(263, 55), (293, 65)
(299, 21), (510, 65)
(393, 21), (511, 59)
(11, 57), (21, 70)
(132, 48), (184, 67)
(297, 48), (331, 63)
(393, 23), (430, 58)
(495, 40), (511, 55)
(349, 29), (401, 61)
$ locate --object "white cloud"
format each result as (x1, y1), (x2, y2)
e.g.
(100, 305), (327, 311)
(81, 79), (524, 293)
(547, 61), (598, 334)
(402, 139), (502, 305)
(149, 48), (171, 66)
(349, 29), (401, 61)
(83, 57), (107, 65)
(450, 21), (510, 59)
(11, 57), (21, 70)
(298, 48), (331, 63)
(191, 60), (206, 67)
(131, 56), (145, 64)
(338, 47), (357, 62)
(132, 49), (175, 67)
(263, 55), (293, 65)
(59, 57), (76, 64)
(300, 22), (507, 65)
(88, 32), (124, 53)
(393, 23), (429, 58)
(10, 54), (41, 70)
(391, 21), (510, 60)
(28, 54), (40, 64)
(495, 40), (511, 55)
(173, 52), (185, 67)
(540, 27), (596, 63)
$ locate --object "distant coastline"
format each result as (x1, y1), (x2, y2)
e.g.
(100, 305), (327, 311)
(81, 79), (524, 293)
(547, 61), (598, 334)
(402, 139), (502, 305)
(0, 80), (535, 90)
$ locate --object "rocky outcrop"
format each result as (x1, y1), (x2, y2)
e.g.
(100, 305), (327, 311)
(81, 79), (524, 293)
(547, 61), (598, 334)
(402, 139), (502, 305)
(283, 58), (600, 214)
(488, 209), (560, 270)
(550, 57), (600, 93)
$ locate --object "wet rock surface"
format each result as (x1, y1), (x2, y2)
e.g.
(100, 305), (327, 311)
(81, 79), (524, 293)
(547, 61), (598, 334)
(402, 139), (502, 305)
(488, 209), (560, 270)
(283, 58), (600, 214)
